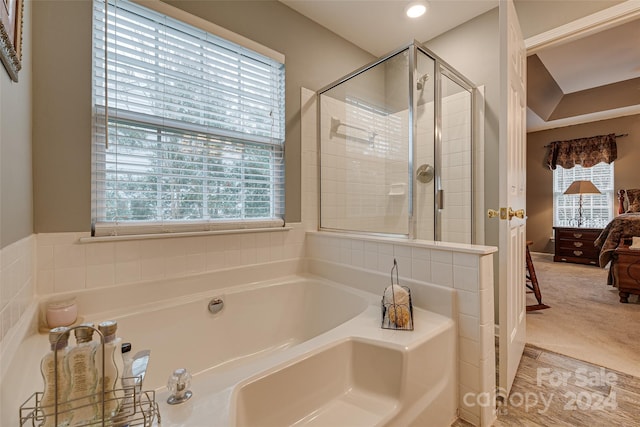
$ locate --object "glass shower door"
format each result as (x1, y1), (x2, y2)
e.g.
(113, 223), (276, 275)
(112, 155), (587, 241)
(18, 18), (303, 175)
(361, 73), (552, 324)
(319, 49), (411, 235)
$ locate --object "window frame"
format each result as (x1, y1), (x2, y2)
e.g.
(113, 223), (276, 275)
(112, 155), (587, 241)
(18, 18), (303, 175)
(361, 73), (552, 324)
(91, 0), (286, 237)
(552, 162), (614, 229)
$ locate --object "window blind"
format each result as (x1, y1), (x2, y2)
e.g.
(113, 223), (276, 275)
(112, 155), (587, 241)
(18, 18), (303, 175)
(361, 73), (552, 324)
(91, 0), (285, 236)
(553, 163), (614, 228)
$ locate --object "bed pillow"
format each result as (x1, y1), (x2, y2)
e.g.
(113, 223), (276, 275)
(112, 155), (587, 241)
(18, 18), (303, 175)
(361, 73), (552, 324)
(626, 189), (640, 213)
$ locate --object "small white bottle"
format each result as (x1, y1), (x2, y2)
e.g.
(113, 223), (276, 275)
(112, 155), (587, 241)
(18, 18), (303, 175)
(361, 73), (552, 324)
(41, 326), (72, 427)
(68, 324), (98, 426)
(120, 343), (134, 408)
(96, 320), (124, 421)
(112, 343), (135, 426)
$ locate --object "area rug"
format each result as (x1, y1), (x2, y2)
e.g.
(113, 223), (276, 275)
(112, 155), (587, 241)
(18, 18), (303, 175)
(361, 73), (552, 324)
(526, 252), (640, 378)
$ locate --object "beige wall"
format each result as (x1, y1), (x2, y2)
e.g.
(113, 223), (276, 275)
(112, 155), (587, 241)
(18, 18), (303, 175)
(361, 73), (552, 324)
(32, 1), (92, 234)
(31, 0), (373, 233)
(1, 0), (32, 249)
(527, 114), (640, 253)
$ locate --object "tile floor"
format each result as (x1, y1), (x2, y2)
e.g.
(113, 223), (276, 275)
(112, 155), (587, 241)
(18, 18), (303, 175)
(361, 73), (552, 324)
(452, 345), (640, 426)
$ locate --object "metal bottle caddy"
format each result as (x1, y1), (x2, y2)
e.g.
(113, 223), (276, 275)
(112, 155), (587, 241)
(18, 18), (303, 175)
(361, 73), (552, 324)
(19, 324), (160, 426)
(381, 259), (414, 331)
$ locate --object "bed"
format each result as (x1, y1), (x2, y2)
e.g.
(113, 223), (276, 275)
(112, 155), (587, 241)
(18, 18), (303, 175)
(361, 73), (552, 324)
(594, 189), (640, 302)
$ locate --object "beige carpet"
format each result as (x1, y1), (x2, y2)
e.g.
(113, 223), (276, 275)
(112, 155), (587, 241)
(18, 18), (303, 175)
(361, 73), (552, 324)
(526, 252), (640, 378)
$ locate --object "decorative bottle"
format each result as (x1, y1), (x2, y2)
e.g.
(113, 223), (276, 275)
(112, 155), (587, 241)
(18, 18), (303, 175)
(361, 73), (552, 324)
(68, 324), (98, 426)
(96, 320), (124, 420)
(41, 326), (72, 427)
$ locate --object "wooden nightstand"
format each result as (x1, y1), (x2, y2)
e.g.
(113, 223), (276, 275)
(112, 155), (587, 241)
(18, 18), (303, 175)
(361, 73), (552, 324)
(613, 242), (640, 303)
(553, 227), (602, 266)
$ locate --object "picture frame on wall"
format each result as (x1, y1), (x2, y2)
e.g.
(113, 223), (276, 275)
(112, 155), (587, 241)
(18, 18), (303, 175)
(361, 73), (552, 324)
(0, 0), (23, 82)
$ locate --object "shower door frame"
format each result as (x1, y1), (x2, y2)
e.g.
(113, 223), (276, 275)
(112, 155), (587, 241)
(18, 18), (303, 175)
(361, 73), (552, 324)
(430, 57), (477, 243)
(317, 41), (478, 243)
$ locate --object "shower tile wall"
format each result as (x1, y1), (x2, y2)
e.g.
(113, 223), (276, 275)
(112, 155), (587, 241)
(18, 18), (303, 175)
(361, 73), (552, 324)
(320, 96), (409, 234)
(0, 235), (35, 346)
(415, 100), (435, 240)
(404, 90), (472, 243)
(441, 90), (472, 243)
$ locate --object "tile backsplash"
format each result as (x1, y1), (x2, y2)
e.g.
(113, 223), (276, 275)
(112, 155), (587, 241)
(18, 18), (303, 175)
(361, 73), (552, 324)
(0, 235), (35, 345)
(36, 225), (306, 295)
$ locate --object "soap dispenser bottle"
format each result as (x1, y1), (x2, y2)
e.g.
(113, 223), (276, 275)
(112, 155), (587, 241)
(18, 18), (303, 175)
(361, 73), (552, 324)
(96, 320), (124, 420)
(41, 326), (72, 427)
(68, 324), (98, 426)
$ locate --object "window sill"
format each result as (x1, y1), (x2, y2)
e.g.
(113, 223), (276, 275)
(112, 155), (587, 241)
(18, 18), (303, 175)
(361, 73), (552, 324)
(79, 226), (292, 244)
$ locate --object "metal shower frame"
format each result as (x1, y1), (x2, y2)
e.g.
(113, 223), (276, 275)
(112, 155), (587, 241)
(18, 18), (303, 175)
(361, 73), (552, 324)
(316, 40), (477, 242)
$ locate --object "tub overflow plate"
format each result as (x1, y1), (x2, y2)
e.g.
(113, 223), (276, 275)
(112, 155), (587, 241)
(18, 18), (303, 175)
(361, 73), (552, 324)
(208, 297), (224, 314)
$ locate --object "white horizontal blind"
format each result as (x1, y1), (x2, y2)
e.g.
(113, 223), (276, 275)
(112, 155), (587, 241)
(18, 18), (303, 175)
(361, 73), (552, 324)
(553, 163), (614, 228)
(92, 0), (285, 236)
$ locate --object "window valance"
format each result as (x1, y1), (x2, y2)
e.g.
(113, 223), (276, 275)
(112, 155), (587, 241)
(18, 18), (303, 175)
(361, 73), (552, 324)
(546, 133), (617, 170)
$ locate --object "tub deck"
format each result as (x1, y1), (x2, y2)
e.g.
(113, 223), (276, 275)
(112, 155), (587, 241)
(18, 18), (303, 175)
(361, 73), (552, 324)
(9, 273), (456, 427)
(157, 301), (455, 426)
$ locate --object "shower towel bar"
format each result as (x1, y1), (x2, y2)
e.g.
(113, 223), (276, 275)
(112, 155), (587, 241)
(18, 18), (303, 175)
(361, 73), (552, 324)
(330, 117), (377, 143)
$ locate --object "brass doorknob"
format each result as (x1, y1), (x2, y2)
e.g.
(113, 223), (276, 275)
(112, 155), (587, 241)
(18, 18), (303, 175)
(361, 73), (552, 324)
(488, 208), (508, 219)
(508, 208), (525, 220)
(488, 207), (524, 220)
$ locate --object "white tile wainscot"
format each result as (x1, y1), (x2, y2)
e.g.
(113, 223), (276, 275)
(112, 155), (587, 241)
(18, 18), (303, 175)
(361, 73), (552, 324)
(35, 224), (306, 295)
(0, 234), (38, 425)
(306, 231), (497, 427)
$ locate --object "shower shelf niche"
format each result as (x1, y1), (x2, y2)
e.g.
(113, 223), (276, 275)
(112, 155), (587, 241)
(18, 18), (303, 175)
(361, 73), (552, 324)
(388, 183), (406, 196)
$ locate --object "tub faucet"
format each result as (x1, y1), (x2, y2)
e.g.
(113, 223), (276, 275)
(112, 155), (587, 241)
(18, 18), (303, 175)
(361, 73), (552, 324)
(167, 368), (193, 404)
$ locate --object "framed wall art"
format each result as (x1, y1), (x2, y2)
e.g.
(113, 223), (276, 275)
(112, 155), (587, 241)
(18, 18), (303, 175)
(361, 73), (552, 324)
(0, 0), (23, 82)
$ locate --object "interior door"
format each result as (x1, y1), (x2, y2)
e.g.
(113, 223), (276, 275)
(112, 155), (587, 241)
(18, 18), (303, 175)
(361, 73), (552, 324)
(498, 0), (527, 396)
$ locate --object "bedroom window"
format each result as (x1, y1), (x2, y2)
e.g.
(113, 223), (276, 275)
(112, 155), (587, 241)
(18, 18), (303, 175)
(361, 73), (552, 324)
(553, 163), (614, 228)
(91, 0), (285, 236)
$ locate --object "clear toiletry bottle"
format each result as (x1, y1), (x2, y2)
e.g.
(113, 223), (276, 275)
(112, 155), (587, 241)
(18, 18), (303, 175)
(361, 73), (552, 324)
(68, 323), (98, 426)
(96, 320), (124, 421)
(112, 343), (134, 426)
(41, 326), (72, 427)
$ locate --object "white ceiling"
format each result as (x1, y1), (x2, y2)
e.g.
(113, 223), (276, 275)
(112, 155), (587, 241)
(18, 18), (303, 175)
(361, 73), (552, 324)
(279, 0), (498, 57)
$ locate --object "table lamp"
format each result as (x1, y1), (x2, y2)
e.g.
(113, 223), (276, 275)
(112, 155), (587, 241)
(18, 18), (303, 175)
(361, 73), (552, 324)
(563, 180), (601, 227)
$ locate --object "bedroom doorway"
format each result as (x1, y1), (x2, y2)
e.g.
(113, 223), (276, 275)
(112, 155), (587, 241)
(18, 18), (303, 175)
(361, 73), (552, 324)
(523, 2), (640, 378)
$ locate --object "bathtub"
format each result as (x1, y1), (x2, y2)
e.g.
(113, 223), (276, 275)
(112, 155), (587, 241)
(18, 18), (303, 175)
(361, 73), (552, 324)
(103, 278), (370, 390)
(10, 274), (456, 427)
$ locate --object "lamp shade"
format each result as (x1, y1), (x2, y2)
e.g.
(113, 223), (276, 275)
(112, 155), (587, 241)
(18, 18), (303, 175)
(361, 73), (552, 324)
(563, 180), (601, 195)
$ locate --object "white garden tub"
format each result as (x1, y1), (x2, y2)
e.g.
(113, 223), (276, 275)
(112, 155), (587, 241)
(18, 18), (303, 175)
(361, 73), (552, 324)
(107, 278), (369, 390)
(10, 274), (456, 427)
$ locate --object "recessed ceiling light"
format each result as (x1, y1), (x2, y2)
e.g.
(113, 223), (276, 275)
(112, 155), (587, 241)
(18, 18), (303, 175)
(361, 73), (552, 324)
(405, 2), (427, 18)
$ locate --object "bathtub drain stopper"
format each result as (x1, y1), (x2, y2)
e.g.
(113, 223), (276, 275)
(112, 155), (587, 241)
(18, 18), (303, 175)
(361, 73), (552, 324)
(167, 368), (193, 405)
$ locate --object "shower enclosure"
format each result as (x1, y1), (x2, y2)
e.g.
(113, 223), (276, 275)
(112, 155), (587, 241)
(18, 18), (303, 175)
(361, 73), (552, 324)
(318, 41), (476, 243)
